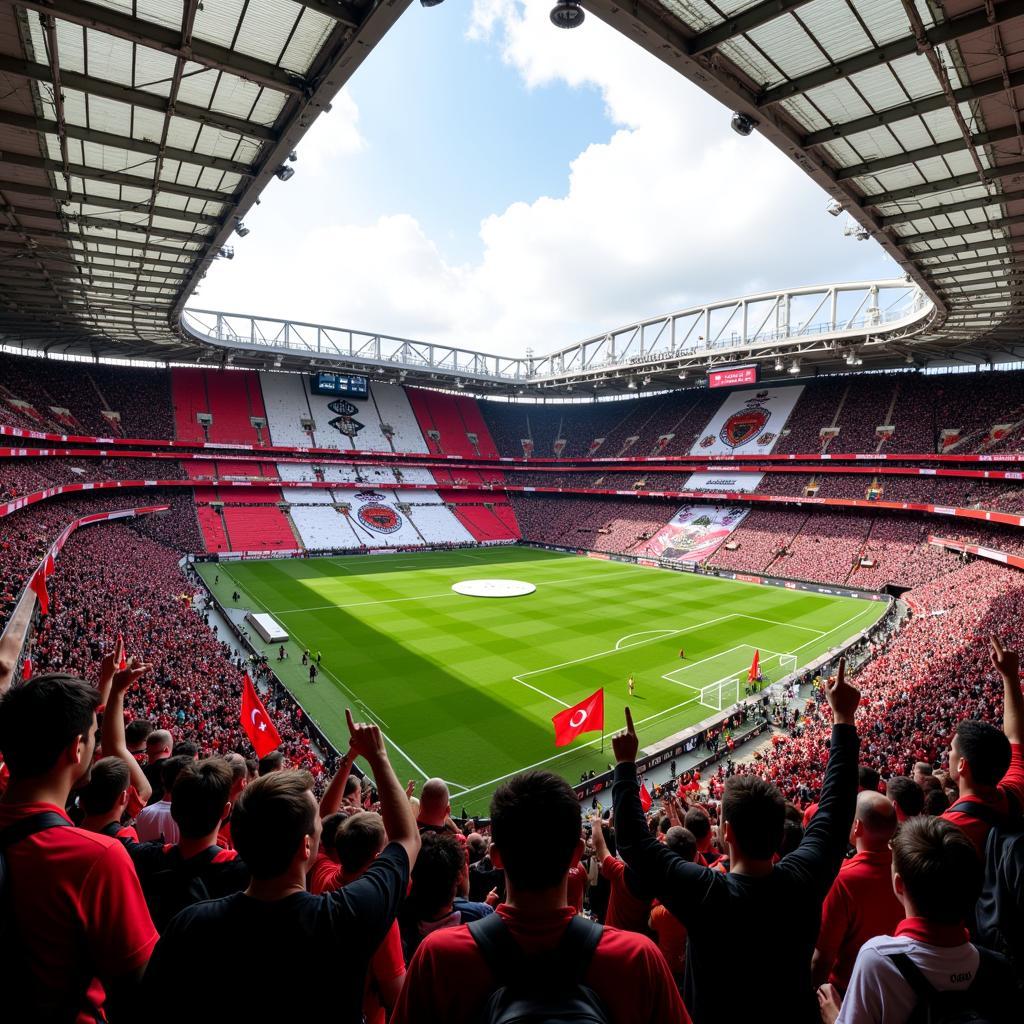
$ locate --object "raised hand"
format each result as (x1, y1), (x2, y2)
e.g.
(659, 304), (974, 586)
(110, 657), (152, 697)
(612, 707), (640, 765)
(405, 779), (416, 798)
(991, 636), (1020, 683)
(345, 708), (387, 762)
(823, 657), (859, 726)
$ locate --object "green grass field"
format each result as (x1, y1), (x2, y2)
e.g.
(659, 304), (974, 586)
(197, 547), (885, 814)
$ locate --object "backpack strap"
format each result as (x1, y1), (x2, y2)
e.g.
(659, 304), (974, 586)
(98, 821), (123, 838)
(0, 811), (71, 848)
(948, 800), (1001, 826)
(468, 913), (603, 987)
(887, 952), (937, 1002)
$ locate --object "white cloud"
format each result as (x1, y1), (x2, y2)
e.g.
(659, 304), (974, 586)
(294, 88), (366, 172)
(202, 0), (894, 356)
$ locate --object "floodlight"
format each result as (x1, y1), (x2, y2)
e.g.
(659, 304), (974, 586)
(235, 221), (250, 237)
(731, 112), (757, 136)
(826, 200), (844, 217)
(550, 0), (584, 28)
(275, 165), (295, 182)
(774, 357), (784, 371)
(788, 359), (800, 374)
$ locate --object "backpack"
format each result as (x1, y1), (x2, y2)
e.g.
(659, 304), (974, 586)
(467, 913), (612, 1024)
(888, 950), (1003, 1024)
(0, 812), (74, 1017)
(949, 797), (1024, 980)
(141, 845), (218, 931)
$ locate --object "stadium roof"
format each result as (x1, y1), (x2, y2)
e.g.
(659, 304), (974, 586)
(587, 0), (1024, 361)
(0, 0), (410, 359)
(1, 0), (1023, 380)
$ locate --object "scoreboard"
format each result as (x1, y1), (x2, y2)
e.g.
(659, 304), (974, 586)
(707, 364), (759, 389)
(310, 371), (368, 398)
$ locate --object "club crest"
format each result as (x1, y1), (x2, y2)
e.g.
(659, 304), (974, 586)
(357, 504), (402, 534)
(327, 398), (364, 437)
(720, 393), (772, 449)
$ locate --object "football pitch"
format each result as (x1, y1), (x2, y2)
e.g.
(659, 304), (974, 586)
(197, 547), (886, 814)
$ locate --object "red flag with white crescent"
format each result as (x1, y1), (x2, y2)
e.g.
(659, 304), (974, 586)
(551, 688), (604, 748)
(241, 674), (282, 758)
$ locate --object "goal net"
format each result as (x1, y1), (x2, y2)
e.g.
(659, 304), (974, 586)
(699, 675), (741, 713)
(778, 654), (798, 680)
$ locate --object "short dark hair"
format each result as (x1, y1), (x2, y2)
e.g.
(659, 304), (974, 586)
(491, 771), (581, 889)
(858, 766), (880, 792)
(125, 719), (153, 748)
(334, 811), (386, 873)
(232, 770), (316, 879)
(172, 741), (198, 760)
(665, 826), (697, 862)
(161, 754), (193, 793)
(683, 807), (711, 841)
(892, 817), (982, 924)
(78, 756), (130, 816)
(955, 720), (1011, 787)
(320, 812), (346, 857)
(0, 674), (99, 779)
(171, 758), (233, 838)
(343, 774), (361, 798)
(722, 775), (785, 860)
(410, 831), (466, 917)
(886, 776), (924, 817)
(924, 788), (950, 816)
(780, 819), (805, 856)
(258, 750), (285, 776)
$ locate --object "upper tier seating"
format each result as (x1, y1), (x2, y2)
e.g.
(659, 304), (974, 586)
(171, 369), (266, 445)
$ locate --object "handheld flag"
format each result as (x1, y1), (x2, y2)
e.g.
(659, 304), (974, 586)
(29, 568), (49, 615)
(21, 656), (32, 680)
(43, 552), (55, 577)
(552, 688), (604, 748)
(639, 781), (653, 812)
(116, 632), (127, 670)
(241, 674), (282, 758)
(747, 649), (760, 682)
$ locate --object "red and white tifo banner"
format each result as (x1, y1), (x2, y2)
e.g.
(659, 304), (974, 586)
(5, 423), (1024, 466)
(552, 689), (605, 747)
(927, 536), (1024, 570)
(21, 505), (170, 616)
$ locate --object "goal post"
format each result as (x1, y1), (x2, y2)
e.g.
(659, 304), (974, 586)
(699, 675), (740, 713)
(778, 654), (798, 680)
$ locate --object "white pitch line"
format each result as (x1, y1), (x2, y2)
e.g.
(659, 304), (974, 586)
(660, 644), (752, 687)
(615, 629), (677, 650)
(737, 614), (826, 635)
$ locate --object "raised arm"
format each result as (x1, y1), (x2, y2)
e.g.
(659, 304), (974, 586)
(319, 747), (355, 816)
(782, 658), (860, 895)
(611, 708), (716, 923)
(101, 654), (154, 806)
(992, 636), (1023, 747)
(346, 708), (420, 866)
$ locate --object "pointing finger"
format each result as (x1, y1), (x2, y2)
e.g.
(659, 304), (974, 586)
(625, 706), (635, 735)
(345, 707), (355, 735)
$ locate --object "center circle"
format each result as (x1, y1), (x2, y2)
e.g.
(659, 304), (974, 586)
(451, 579), (537, 598)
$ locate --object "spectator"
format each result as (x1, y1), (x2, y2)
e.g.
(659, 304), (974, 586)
(393, 770), (689, 1023)
(942, 637), (1024, 855)
(886, 776), (924, 822)
(418, 777), (461, 841)
(125, 719), (153, 763)
(257, 749), (285, 776)
(590, 815), (654, 934)
(648, 827), (696, 985)
(819, 817), (1018, 1023)
(400, 830), (493, 958)
(0, 673), (158, 1018)
(131, 757), (250, 931)
(135, 755), (191, 844)
(812, 791), (904, 991)
(912, 762), (933, 787)
(78, 756), (139, 842)
(143, 729), (173, 802)
(143, 711), (420, 1022)
(612, 662), (860, 1023)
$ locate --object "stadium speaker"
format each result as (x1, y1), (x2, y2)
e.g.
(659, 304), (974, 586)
(550, 0), (585, 28)
(420, 0), (445, 6)
(730, 112), (757, 136)
(235, 221), (250, 238)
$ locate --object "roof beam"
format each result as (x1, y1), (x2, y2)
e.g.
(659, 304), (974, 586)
(895, 212), (1024, 245)
(0, 240), (190, 274)
(803, 66), (1024, 148)
(758, 0), (1024, 106)
(1, 206), (210, 244)
(688, 0), (813, 55)
(0, 226), (203, 258)
(0, 55), (278, 143)
(866, 160), (1024, 205)
(0, 109), (253, 177)
(291, 0), (362, 27)
(877, 188), (1024, 226)
(17, 0), (306, 96)
(0, 179), (220, 225)
(836, 125), (1021, 181)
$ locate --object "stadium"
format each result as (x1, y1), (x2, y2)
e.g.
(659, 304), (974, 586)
(1, 0), (1024, 1022)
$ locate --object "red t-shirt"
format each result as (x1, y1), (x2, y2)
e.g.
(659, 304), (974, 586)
(392, 904), (691, 1024)
(0, 800), (158, 1022)
(816, 847), (904, 989)
(364, 919), (405, 1024)
(309, 849), (345, 895)
(943, 743), (1024, 855)
(566, 862), (588, 912)
(649, 901), (687, 978)
(601, 855), (652, 934)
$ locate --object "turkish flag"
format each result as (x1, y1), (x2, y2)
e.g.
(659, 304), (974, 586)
(241, 674), (281, 758)
(639, 782), (653, 812)
(29, 568), (49, 615)
(21, 656), (32, 680)
(551, 688), (604, 747)
(747, 649), (760, 682)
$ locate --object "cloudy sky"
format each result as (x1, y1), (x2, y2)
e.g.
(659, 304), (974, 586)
(197, 0), (896, 357)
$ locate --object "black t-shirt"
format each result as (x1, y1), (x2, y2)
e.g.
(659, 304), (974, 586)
(143, 842), (409, 1022)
